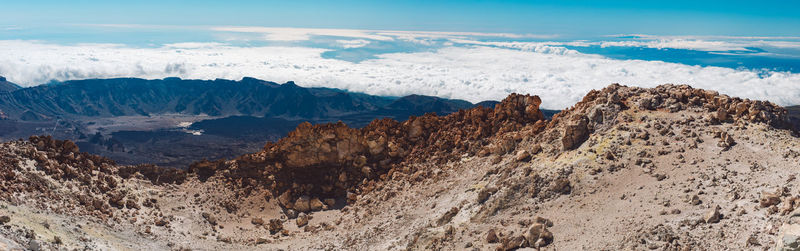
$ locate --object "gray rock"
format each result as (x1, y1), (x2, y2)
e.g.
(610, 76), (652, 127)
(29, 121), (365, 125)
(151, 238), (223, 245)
(704, 205), (721, 224)
(777, 224), (800, 250)
(28, 240), (42, 251)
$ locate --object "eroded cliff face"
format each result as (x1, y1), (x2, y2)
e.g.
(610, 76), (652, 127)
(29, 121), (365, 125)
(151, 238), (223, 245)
(0, 84), (797, 250)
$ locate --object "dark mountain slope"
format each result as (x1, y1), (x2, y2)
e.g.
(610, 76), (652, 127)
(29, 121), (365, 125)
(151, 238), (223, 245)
(0, 77), (503, 168)
(0, 77), (485, 121)
(788, 105), (800, 131)
(0, 77), (21, 93)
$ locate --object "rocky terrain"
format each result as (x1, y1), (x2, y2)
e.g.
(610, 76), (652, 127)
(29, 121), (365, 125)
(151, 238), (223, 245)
(0, 83), (799, 250)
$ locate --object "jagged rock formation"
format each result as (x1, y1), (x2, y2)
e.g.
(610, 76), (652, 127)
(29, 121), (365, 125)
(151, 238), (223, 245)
(0, 84), (798, 250)
(189, 94), (546, 209)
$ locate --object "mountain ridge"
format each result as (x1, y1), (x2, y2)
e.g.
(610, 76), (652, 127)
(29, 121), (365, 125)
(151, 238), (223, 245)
(0, 76), (21, 93)
(0, 77), (492, 121)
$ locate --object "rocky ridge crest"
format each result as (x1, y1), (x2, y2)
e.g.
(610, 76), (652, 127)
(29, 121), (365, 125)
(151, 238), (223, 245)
(191, 84), (791, 215)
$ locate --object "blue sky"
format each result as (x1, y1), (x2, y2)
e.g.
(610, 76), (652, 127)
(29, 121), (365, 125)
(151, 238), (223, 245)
(2, 0), (800, 36)
(1, 1), (800, 109)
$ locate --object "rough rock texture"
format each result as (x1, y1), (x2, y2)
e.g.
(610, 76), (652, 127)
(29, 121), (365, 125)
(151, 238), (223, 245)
(189, 93), (547, 212)
(0, 84), (798, 250)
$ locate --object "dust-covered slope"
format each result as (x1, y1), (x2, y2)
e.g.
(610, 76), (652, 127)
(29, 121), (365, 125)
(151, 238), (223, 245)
(0, 84), (799, 250)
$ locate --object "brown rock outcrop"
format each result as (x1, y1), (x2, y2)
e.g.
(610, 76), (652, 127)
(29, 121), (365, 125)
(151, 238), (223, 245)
(189, 93), (547, 208)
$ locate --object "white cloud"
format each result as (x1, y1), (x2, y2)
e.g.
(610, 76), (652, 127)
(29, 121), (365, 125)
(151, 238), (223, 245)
(336, 39), (371, 48)
(598, 39), (800, 51)
(601, 35), (800, 51)
(0, 40), (799, 110)
(447, 39), (588, 55)
(454, 38), (800, 52)
(163, 42), (228, 49)
(600, 40), (753, 52)
(211, 26), (395, 41)
(211, 26), (557, 42)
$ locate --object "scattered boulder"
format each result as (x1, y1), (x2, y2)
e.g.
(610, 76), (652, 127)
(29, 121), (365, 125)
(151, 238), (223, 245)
(268, 219), (283, 234)
(761, 192), (782, 208)
(285, 209), (298, 219)
(296, 213), (309, 227)
(777, 224), (800, 250)
(515, 150), (531, 162)
(310, 198), (324, 211)
(202, 212), (217, 225)
(705, 205), (722, 224)
(500, 236), (526, 250)
(562, 117), (590, 150)
(155, 218), (168, 227)
(478, 187), (498, 204)
(523, 222), (554, 248)
(551, 178), (571, 195)
(717, 131), (735, 150)
(324, 198), (336, 208)
(486, 229), (499, 243)
(294, 196), (311, 212)
(28, 240), (42, 251)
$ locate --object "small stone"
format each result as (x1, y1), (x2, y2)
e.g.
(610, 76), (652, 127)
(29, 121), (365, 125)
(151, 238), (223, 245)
(534, 216), (554, 227)
(551, 178), (571, 194)
(0, 215), (10, 224)
(251, 217), (264, 225)
(268, 219), (283, 234)
(278, 190), (292, 207)
(716, 108), (729, 122)
(515, 150), (531, 162)
(155, 218), (168, 227)
(523, 223), (553, 247)
(486, 229), (498, 243)
(761, 192), (781, 208)
(324, 198), (336, 208)
(296, 213), (309, 227)
(689, 195), (702, 205)
(310, 198), (324, 211)
(216, 236), (232, 243)
(503, 236), (525, 250)
(202, 212), (217, 225)
(28, 240), (42, 251)
(478, 187), (497, 204)
(294, 196), (311, 212)
(704, 205), (722, 224)
(777, 224), (800, 250)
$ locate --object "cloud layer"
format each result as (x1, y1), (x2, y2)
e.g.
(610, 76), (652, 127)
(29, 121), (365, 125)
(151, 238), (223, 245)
(1, 40), (799, 109)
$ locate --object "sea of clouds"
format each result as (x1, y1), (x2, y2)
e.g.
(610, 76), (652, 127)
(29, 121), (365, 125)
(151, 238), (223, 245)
(1, 27), (799, 109)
